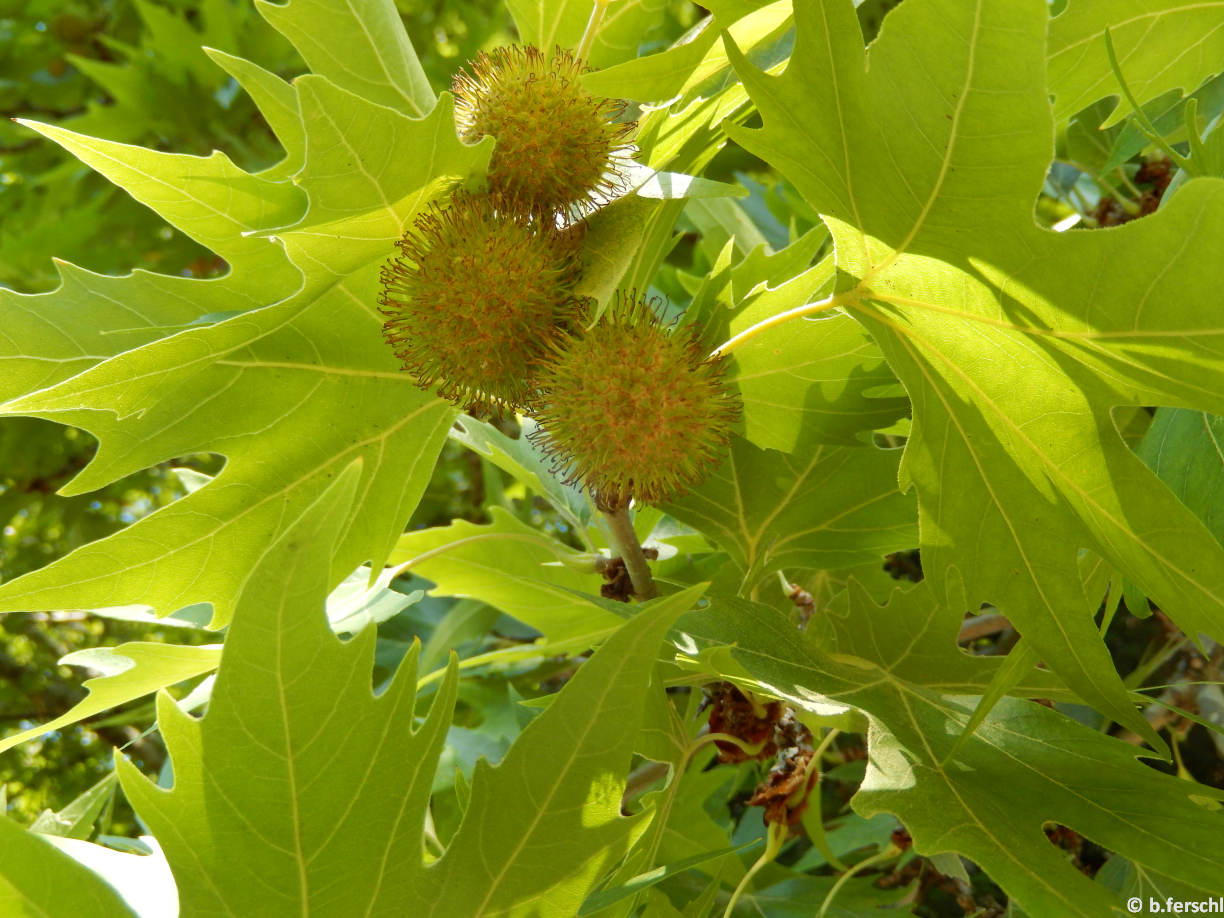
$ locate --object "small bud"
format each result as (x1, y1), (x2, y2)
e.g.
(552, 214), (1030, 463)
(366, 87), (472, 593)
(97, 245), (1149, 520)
(548, 551), (607, 574)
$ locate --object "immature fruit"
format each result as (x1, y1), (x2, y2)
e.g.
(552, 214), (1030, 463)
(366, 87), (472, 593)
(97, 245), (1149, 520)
(453, 44), (633, 216)
(379, 192), (583, 412)
(532, 293), (739, 508)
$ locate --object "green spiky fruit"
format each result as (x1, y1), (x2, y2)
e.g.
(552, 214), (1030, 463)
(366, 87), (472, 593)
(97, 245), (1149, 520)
(379, 192), (584, 412)
(453, 44), (633, 215)
(532, 293), (739, 509)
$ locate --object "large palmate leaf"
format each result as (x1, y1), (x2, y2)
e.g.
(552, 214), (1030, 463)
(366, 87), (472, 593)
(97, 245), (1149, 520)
(0, 1), (489, 626)
(688, 237), (908, 452)
(727, 0), (1224, 741)
(117, 464), (459, 915)
(664, 435), (916, 593)
(1047, 0), (1224, 126)
(120, 462), (702, 915)
(677, 588), (1224, 916)
(256, 0), (435, 117)
(721, 262), (909, 453)
(0, 244), (292, 408)
(427, 585), (705, 917)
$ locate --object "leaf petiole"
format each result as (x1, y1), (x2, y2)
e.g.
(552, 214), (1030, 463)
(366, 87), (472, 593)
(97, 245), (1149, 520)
(576, 0), (611, 64)
(1102, 29), (1193, 174)
(710, 291), (854, 357)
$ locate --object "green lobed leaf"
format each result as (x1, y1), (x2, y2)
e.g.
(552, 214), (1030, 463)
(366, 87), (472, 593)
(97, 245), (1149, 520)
(1048, 0), (1224, 127)
(682, 228), (902, 451)
(118, 462), (459, 915)
(728, 223), (827, 298)
(1095, 855), (1213, 912)
(204, 47), (306, 179)
(0, 8), (492, 625)
(0, 46), (312, 396)
(581, 1), (792, 105)
(727, 0), (1224, 742)
(505, 0), (668, 69)
(0, 643), (221, 757)
(122, 460), (703, 915)
(854, 696), (1224, 916)
(587, 0), (670, 70)
(281, 82), (489, 274)
(29, 774), (118, 840)
(0, 548), (427, 758)
(38, 835), (177, 918)
(14, 119), (304, 295)
(663, 435), (917, 593)
(11, 2), (1223, 913)
(618, 2), (793, 174)
(449, 415), (592, 539)
(580, 18), (721, 104)
(1134, 408), (1224, 546)
(677, 588), (1224, 916)
(255, 0), (435, 117)
(0, 813), (136, 918)
(0, 285), (455, 627)
(389, 506), (624, 640)
(819, 580), (1068, 700)
(720, 256), (907, 451)
(424, 584), (706, 917)
(0, 265), (266, 408)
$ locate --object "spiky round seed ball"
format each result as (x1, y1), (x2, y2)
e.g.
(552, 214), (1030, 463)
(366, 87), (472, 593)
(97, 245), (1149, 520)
(453, 44), (633, 216)
(379, 192), (583, 412)
(531, 293), (739, 509)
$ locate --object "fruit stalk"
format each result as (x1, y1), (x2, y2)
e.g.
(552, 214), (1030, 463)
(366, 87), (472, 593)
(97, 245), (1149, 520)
(601, 504), (658, 600)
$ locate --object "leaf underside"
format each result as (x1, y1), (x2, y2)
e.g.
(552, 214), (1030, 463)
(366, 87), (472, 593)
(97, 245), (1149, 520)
(2, 0), (1223, 914)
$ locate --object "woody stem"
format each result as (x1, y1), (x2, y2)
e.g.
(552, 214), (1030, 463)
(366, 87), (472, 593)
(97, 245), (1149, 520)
(602, 503), (659, 600)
